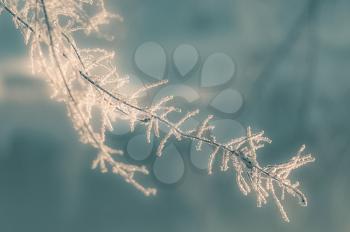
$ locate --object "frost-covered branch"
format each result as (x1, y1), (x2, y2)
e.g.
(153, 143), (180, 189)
(0, 0), (315, 222)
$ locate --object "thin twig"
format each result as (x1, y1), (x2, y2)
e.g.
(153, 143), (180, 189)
(0, 1), (305, 198)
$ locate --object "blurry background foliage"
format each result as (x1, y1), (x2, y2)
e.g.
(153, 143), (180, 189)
(0, 0), (349, 231)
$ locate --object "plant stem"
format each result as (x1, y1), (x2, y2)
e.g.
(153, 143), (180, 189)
(1, 1), (303, 197)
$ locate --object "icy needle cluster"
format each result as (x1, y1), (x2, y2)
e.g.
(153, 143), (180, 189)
(207, 127), (315, 222)
(0, 0), (315, 221)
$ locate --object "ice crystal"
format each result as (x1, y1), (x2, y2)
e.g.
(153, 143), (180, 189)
(207, 127), (315, 222)
(0, 0), (315, 221)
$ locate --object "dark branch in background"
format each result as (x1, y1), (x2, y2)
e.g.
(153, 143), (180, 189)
(252, 0), (321, 99)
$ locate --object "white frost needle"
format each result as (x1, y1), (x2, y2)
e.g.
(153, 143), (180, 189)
(0, 0), (315, 222)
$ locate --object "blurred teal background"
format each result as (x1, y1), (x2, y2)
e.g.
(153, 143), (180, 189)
(0, 0), (349, 231)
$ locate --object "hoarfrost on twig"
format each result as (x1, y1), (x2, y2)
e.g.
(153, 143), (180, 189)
(0, 0), (315, 222)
